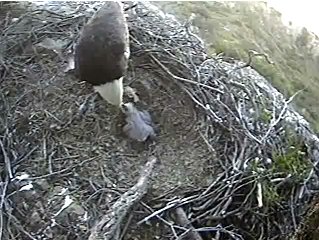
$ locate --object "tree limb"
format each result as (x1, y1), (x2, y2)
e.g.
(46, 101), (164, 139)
(88, 156), (158, 240)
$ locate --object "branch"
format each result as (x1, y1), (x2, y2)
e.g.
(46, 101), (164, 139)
(174, 207), (203, 240)
(88, 156), (158, 240)
(235, 49), (274, 70)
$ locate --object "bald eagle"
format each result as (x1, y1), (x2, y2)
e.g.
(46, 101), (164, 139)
(75, 1), (130, 107)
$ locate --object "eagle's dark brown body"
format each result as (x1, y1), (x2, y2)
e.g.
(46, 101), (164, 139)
(74, 1), (130, 106)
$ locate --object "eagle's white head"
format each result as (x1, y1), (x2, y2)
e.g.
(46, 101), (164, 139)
(93, 77), (124, 107)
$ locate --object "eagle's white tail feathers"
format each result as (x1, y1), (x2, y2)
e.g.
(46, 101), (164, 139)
(94, 77), (123, 106)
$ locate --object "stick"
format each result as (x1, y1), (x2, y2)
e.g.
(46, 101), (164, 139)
(88, 156), (158, 240)
(174, 207), (203, 240)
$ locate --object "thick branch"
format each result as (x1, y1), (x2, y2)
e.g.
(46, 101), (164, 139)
(174, 207), (203, 240)
(88, 156), (158, 240)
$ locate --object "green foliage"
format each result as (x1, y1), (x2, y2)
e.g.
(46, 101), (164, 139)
(155, 1), (319, 132)
(268, 135), (311, 205)
(248, 130), (311, 206)
(259, 108), (272, 124)
(296, 27), (312, 48)
(271, 131), (311, 181)
(272, 147), (310, 181)
(250, 161), (283, 207)
(262, 181), (282, 206)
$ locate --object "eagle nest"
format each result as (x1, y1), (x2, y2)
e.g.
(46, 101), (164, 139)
(1, 2), (319, 240)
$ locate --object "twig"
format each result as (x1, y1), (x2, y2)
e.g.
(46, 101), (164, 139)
(260, 89), (304, 143)
(27, 157), (96, 180)
(150, 55), (224, 94)
(0, 138), (12, 179)
(0, 177), (9, 240)
(137, 195), (197, 225)
(124, 3), (138, 12)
